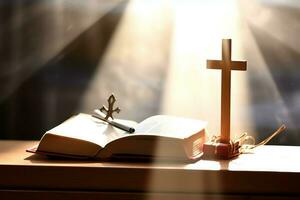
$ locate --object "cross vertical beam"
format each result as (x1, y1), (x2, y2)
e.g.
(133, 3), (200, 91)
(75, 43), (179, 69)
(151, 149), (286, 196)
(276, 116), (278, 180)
(207, 39), (247, 144)
(221, 39), (231, 143)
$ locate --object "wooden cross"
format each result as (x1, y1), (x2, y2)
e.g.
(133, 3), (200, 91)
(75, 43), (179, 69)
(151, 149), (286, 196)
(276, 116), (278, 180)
(207, 39), (247, 143)
(100, 94), (121, 120)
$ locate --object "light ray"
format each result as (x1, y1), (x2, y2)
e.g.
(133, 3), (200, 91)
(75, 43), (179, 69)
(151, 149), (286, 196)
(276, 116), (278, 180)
(161, 0), (253, 138)
(240, 0), (297, 139)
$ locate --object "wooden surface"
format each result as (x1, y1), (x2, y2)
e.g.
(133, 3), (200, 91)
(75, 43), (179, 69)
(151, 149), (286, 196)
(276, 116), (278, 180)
(207, 39), (247, 143)
(1, 140), (300, 199)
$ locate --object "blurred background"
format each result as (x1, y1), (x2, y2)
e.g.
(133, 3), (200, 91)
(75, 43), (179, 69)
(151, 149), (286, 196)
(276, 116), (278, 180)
(0, 0), (299, 145)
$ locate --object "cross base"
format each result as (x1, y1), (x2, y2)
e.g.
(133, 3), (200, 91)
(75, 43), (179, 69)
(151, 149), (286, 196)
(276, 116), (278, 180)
(202, 141), (240, 160)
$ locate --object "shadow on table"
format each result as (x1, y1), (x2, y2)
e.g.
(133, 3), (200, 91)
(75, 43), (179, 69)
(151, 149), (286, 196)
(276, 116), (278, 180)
(24, 154), (201, 166)
(24, 154), (96, 164)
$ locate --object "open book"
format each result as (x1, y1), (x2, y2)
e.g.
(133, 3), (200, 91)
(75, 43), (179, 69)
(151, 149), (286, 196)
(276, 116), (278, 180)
(27, 114), (207, 161)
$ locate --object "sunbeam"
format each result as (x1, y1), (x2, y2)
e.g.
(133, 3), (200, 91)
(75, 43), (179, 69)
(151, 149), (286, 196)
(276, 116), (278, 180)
(161, 0), (253, 139)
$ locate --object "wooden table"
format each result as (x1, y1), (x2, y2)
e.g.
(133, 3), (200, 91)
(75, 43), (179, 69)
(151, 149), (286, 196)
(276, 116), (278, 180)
(0, 140), (300, 199)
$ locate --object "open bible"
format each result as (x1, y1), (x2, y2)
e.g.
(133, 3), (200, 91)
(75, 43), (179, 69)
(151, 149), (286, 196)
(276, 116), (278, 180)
(27, 114), (207, 161)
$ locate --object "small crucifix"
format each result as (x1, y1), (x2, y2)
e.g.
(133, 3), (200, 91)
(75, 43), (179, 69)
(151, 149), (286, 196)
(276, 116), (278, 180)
(100, 94), (121, 120)
(203, 39), (247, 159)
(93, 94), (135, 133)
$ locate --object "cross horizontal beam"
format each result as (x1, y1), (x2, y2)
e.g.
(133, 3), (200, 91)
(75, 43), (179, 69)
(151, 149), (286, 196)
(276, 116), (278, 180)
(207, 60), (247, 71)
